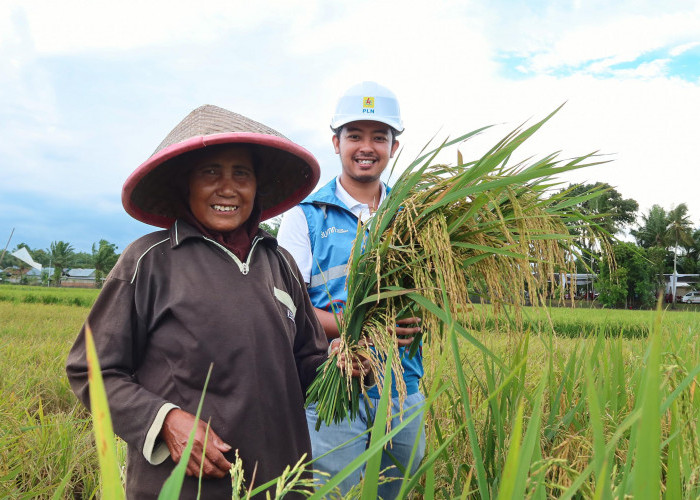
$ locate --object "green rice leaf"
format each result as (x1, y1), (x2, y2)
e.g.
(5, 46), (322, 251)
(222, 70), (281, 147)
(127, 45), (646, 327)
(631, 311), (662, 500)
(84, 325), (125, 500)
(585, 356), (611, 498)
(510, 371), (547, 497)
(158, 364), (214, 500)
(449, 321), (490, 499)
(665, 400), (681, 500)
(496, 400), (524, 500)
(361, 348), (393, 500)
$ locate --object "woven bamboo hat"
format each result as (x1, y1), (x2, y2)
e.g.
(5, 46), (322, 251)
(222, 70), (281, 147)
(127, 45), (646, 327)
(122, 105), (320, 227)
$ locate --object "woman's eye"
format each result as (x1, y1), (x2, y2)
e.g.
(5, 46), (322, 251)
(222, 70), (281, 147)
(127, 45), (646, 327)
(195, 166), (218, 176)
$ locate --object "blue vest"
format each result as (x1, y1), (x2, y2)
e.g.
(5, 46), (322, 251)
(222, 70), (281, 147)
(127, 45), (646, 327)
(300, 178), (423, 398)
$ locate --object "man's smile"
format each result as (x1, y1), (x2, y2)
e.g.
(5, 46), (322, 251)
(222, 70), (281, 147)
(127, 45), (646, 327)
(354, 157), (377, 166)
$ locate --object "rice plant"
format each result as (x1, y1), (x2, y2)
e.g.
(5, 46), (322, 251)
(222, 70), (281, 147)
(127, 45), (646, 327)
(4, 297), (700, 497)
(306, 107), (610, 427)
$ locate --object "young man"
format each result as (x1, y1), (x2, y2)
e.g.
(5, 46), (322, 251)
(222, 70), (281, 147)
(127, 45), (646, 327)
(278, 81), (426, 499)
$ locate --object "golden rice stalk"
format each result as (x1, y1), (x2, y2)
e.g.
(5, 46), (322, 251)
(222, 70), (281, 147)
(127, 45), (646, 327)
(306, 107), (611, 426)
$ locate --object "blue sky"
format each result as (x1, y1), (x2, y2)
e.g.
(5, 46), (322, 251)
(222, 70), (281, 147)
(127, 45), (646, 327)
(1, 0), (699, 254)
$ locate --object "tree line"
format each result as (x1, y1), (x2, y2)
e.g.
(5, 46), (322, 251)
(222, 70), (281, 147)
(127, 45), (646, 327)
(1, 239), (119, 287)
(1, 188), (698, 306)
(0, 220), (280, 287)
(565, 182), (699, 308)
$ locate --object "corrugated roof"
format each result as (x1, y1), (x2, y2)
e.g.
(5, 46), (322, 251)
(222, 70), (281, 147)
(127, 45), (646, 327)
(66, 268), (96, 277)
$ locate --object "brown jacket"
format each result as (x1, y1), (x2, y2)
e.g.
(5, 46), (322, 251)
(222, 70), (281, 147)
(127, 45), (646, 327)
(66, 220), (328, 498)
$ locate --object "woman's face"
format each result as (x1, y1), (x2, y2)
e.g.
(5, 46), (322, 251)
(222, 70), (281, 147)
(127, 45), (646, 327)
(188, 145), (257, 232)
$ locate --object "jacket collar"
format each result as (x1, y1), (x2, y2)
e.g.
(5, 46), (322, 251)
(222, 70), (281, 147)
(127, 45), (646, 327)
(169, 219), (278, 250)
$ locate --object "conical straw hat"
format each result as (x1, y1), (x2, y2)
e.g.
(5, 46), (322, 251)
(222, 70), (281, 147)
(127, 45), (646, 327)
(122, 105), (320, 227)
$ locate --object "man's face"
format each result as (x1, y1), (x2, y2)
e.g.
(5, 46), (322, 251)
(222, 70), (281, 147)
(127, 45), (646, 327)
(333, 120), (400, 184)
(188, 145), (257, 232)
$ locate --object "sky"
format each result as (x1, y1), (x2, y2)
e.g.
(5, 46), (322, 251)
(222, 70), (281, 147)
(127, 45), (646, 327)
(1, 0), (699, 254)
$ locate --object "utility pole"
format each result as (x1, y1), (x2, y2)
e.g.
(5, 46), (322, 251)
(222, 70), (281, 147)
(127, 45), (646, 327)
(671, 245), (678, 310)
(0, 228), (15, 268)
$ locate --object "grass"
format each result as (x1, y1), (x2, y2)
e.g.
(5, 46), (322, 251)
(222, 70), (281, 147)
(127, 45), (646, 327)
(420, 304), (700, 498)
(2, 285), (700, 498)
(0, 284), (98, 308)
(0, 299), (104, 498)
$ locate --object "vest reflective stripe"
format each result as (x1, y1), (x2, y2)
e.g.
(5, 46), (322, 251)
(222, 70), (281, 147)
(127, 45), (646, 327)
(309, 263), (348, 288)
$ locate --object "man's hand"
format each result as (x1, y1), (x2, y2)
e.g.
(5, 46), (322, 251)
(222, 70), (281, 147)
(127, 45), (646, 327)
(393, 316), (421, 347)
(161, 408), (232, 478)
(330, 338), (372, 379)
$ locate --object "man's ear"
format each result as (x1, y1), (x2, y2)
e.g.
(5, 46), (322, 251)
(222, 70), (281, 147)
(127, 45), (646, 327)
(332, 135), (341, 154)
(390, 139), (400, 158)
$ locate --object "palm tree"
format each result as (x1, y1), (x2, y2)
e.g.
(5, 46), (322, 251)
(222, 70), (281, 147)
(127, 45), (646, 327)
(685, 228), (700, 274)
(665, 204), (695, 304)
(633, 204), (696, 305)
(92, 240), (119, 287)
(48, 241), (75, 286)
(631, 205), (668, 248)
(665, 204), (695, 251)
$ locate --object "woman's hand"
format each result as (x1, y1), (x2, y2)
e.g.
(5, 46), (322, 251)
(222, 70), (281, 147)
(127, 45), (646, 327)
(161, 408), (232, 478)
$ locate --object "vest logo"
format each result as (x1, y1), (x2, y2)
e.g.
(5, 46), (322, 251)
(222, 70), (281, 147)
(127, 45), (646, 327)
(321, 226), (349, 238)
(287, 309), (295, 322)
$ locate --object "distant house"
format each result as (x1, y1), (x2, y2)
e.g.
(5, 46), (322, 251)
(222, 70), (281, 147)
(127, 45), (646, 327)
(1, 267), (99, 287)
(61, 268), (97, 288)
(3, 265), (34, 284)
(664, 274), (699, 298)
(25, 267), (49, 285)
(555, 273), (598, 298)
(0, 266), (13, 282)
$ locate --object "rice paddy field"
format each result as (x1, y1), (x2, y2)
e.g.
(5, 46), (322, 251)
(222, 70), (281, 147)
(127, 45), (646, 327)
(1, 284), (699, 498)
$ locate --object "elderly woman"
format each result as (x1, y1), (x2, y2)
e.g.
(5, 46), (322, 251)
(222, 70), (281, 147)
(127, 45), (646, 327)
(66, 105), (331, 498)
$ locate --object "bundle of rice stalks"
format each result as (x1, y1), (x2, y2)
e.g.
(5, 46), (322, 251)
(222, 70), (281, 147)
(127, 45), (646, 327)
(305, 107), (610, 426)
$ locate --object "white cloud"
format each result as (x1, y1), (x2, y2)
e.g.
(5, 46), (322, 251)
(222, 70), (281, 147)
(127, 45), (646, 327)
(670, 40), (700, 56)
(2, 0), (312, 55)
(1, 0), (699, 252)
(486, 3), (700, 77)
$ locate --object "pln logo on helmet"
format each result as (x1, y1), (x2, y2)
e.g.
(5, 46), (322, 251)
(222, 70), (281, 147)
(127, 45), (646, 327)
(362, 96), (375, 114)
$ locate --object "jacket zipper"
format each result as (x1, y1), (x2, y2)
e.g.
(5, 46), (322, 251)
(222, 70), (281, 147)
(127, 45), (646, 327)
(204, 236), (263, 275)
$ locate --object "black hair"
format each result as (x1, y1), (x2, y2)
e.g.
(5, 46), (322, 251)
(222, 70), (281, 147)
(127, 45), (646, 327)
(332, 124), (399, 146)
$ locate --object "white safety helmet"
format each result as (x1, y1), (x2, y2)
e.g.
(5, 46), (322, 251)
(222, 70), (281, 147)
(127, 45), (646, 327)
(330, 81), (404, 135)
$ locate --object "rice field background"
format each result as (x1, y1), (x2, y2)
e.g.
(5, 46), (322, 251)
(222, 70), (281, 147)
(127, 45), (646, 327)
(1, 284), (699, 498)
